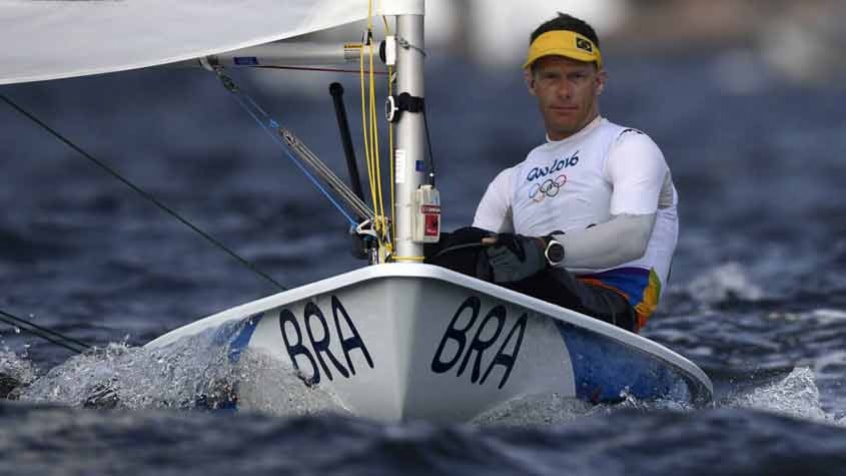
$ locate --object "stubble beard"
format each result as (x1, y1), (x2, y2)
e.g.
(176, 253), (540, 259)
(546, 104), (598, 140)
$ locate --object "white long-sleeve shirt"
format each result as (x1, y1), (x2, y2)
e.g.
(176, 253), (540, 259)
(472, 116), (678, 323)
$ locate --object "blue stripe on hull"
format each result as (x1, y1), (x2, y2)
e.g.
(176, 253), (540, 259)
(554, 321), (692, 404)
(227, 315), (261, 364)
(197, 315), (261, 411)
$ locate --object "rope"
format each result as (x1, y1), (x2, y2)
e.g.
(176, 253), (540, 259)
(279, 128), (374, 221)
(423, 108), (437, 186)
(0, 309), (90, 354)
(0, 93), (288, 292)
(358, 0), (392, 260)
(360, 36), (380, 230)
(397, 36), (427, 58)
(369, 37), (386, 239)
(217, 73), (359, 227)
(254, 65), (388, 75)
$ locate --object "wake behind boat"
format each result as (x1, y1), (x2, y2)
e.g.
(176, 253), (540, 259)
(0, 0), (712, 420)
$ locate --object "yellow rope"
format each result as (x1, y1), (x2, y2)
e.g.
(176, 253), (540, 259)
(362, 1), (377, 221)
(359, 50), (378, 222)
(366, 1), (381, 229)
(357, 0), (394, 260)
(369, 40), (386, 238)
(393, 256), (425, 262)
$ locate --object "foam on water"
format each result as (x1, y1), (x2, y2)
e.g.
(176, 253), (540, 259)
(471, 394), (595, 426)
(0, 350), (35, 380)
(0, 349), (36, 398)
(727, 367), (844, 425)
(15, 325), (346, 416)
(3, 259), (842, 426)
(686, 261), (765, 304)
(7, 334), (841, 427)
(232, 347), (348, 417)
(470, 386), (703, 427)
(468, 366), (843, 429)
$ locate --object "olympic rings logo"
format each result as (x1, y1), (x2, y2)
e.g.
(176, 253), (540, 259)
(529, 174), (567, 202)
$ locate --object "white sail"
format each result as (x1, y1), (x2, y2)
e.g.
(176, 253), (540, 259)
(0, 0), (423, 86)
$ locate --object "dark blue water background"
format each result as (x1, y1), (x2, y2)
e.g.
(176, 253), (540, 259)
(1, 46), (845, 475)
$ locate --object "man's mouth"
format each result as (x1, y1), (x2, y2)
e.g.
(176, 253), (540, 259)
(551, 105), (578, 114)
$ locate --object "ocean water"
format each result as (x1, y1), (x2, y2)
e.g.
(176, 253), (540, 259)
(1, 50), (845, 475)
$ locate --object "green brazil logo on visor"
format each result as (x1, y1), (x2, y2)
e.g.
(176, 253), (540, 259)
(576, 37), (593, 52)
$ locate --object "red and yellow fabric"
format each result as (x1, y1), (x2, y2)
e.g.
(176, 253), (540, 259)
(578, 267), (662, 331)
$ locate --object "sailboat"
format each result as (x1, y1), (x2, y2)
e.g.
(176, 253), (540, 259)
(0, 0), (712, 422)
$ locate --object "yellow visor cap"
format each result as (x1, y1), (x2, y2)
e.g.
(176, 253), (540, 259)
(523, 30), (603, 70)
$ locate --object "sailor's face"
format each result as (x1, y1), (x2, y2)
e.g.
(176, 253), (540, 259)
(526, 56), (605, 140)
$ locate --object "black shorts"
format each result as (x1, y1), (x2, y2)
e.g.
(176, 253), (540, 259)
(425, 227), (636, 332)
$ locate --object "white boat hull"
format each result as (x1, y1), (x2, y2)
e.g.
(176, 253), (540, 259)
(146, 264), (712, 422)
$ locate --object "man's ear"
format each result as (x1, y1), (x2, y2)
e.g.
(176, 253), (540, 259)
(596, 69), (608, 96)
(524, 69), (537, 96)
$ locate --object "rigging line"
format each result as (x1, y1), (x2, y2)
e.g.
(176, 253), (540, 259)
(0, 309), (90, 354)
(0, 93), (288, 292)
(422, 109), (437, 187)
(218, 72), (359, 226)
(231, 94), (358, 226)
(382, 15), (397, 245)
(396, 36), (427, 58)
(368, 37), (386, 237)
(254, 65), (388, 75)
(360, 43), (380, 235)
(280, 129), (374, 220)
(388, 72), (396, 243)
(364, 20), (389, 244)
(362, 0), (389, 247)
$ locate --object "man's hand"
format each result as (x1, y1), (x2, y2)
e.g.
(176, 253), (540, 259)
(482, 234), (548, 283)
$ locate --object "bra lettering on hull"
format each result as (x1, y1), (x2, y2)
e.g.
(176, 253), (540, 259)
(431, 296), (528, 389)
(278, 296), (374, 385)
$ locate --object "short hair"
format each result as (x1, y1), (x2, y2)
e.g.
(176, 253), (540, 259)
(530, 13), (600, 49)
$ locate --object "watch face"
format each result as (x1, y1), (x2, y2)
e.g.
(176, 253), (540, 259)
(547, 241), (564, 263)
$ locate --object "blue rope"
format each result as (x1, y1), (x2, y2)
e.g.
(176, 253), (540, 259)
(221, 74), (358, 226)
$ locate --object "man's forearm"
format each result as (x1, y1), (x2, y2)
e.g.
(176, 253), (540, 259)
(553, 213), (656, 271)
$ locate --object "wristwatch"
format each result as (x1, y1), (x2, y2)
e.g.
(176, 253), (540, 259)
(544, 237), (565, 266)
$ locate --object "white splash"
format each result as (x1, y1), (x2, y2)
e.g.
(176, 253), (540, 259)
(729, 367), (841, 425)
(17, 326), (346, 416)
(613, 389), (695, 413)
(767, 308), (846, 324)
(229, 347), (348, 417)
(0, 349), (36, 391)
(809, 309), (846, 325)
(472, 393), (594, 426)
(687, 262), (765, 304)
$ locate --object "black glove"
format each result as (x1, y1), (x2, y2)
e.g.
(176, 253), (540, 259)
(484, 234), (549, 283)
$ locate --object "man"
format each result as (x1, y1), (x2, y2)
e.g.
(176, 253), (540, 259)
(462, 13), (678, 333)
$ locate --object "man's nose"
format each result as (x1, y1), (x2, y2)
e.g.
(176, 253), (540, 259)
(556, 80), (573, 99)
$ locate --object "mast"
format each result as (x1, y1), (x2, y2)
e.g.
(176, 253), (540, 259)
(393, 10), (427, 261)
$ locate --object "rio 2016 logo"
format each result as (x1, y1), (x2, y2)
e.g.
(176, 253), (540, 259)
(526, 151), (579, 182)
(529, 175), (567, 202)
